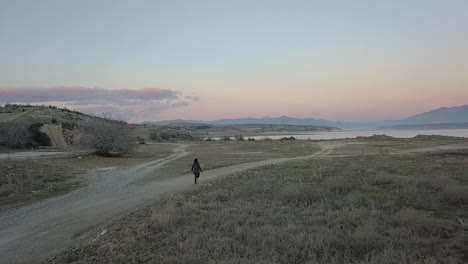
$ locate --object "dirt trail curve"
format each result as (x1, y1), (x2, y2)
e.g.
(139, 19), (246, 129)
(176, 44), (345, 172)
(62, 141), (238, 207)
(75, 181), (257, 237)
(0, 142), (340, 263)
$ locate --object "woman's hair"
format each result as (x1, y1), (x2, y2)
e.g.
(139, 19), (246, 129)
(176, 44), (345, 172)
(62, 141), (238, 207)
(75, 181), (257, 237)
(193, 158), (198, 163)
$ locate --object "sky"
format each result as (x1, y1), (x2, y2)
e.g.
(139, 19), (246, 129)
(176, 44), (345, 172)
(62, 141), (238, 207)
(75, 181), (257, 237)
(1, 0), (468, 123)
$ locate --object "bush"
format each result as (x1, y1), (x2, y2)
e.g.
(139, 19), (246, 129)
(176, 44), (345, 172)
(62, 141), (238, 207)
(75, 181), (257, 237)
(86, 118), (135, 157)
(149, 128), (195, 142)
(0, 123), (35, 148)
(234, 135), (244, 141)
(62, 122), (78, 130)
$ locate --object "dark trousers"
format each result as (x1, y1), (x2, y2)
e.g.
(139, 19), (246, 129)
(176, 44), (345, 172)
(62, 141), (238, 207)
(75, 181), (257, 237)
(194, 173), (200, 183)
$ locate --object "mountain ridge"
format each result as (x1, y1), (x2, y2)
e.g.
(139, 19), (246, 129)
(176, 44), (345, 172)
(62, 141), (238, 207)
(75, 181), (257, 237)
(145, 104), (468, 130)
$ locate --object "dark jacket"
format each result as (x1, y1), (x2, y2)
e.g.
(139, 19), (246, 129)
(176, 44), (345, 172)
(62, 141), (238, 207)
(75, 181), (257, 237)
(191, 162), (202, 174)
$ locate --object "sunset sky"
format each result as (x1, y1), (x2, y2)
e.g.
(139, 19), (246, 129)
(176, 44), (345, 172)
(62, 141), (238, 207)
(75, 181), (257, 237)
(1, 0), (468, 123)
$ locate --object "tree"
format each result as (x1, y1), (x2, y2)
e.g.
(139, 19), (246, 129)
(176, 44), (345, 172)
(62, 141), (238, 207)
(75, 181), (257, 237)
(85, 115), (135, 157)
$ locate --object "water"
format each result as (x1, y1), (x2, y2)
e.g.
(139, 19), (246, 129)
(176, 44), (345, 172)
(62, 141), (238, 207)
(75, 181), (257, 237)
(222, 129), (468, 140)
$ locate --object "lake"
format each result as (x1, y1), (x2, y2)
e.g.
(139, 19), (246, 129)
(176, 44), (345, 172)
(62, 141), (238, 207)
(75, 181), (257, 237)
(241, 129), (468, 140)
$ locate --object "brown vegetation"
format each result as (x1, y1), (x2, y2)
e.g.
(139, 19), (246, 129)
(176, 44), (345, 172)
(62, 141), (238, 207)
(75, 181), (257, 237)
(149, 127), (197, 142)
(0, 158), (80, 209)
(85, 117), (135, 157)
(52, 149), (468, 263)
(0, 123), (51, 149)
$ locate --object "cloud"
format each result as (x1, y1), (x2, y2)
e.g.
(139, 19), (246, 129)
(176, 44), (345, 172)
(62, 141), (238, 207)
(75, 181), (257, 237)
(0, 87), (198, 123)
(0, 87), (179, 103)
(184, 95), (200, 101)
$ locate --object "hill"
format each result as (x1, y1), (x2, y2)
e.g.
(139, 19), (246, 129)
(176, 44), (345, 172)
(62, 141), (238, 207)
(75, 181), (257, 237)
(0, 104), (96, 127)
(395, 105), (468, 125)
(0, 104), (134, 149)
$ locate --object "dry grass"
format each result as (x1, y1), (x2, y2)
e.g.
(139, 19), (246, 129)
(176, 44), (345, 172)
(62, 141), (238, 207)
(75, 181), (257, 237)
(0, 158), (80, 209)
(442, 184), (468, 204)
(333, 137), (468, 156)
(0, 143), (176, 209)
(150, 204), (178, 229)
(52, 148), (468, 264)
(150, 140), (320, 180)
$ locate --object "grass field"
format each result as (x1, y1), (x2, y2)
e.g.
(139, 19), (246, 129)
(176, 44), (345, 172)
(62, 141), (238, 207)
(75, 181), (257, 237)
(0, 143), (176, 210)
(332, 136), (468, 156)
(51, 142), (468, 263)
(139, 140), (321, 182)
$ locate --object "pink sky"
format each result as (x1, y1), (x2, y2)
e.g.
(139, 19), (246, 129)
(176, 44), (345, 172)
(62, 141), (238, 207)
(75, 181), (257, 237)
(1, 1), (468, 123)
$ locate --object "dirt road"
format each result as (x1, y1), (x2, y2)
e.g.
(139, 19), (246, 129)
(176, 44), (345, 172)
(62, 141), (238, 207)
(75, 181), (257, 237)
(0, 142), (340, 263)
(0, 151), (70, 161)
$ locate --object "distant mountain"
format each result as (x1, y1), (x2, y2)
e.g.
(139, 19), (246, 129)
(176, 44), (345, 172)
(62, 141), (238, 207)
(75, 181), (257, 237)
(145, 116), (370, 130)
(146, 104), (468, 130)
(215, 116), (339, 126)
(144, 119), (209, 126)
(396, 105), (468, 125)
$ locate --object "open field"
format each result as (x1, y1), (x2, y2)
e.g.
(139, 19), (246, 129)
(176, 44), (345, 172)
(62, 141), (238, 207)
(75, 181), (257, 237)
(332, 135), (468, 156)
(0, 143), (176, 210)
(0, 141), (330, 263)
(139, 140), (321, 182)
(45, 138), (468, 264)
(1, 137), (468, 263)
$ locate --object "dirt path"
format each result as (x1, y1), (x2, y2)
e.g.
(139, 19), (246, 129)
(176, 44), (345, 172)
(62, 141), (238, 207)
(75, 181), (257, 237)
(0, 142), (342, 263)
(0, 151), (70, 160)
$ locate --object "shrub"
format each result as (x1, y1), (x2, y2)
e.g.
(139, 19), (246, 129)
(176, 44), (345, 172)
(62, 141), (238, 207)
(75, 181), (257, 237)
(149, 131), (162, 141)
(234, 135), (244, 141)
(136, 136), (146, 145)
(85, 118), (135, 157)
(0, 123), (35, 148)
(149, 128), (195, 142)
(222, 136), (231, 141)
(62, 122), (78, 130)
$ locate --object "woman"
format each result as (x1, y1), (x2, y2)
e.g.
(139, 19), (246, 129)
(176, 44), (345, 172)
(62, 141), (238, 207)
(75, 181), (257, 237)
(191, 158), (203, 184)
